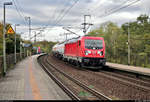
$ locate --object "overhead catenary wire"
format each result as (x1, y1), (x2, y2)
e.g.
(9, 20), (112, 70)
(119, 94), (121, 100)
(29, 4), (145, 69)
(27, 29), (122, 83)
(40, 0), (140, 42)
(89, 0), (140, 29)
(66, 0), (134, 33)
(106, 0), (133, 13)
(44, 0), (73, 30)
(54, 0), (79, 26)
(12, 0), (28, 26)
(50, 0), (74, 26)
(45, 0), (64, 27)
(13, 0), (52, 40)
(51, 0), (80, 39)
(15, 0), (26, 19)
(10, 0), (141, 42)
(34, 0), (79, 40)
(40, 0), (73, 35)
(44, 0), (79, 35)
(99, 0), (140, 18)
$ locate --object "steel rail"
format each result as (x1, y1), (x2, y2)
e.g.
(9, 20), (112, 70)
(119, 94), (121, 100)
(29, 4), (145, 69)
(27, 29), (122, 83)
(45, 55), (112, 100)
(37, 54), (80, 100)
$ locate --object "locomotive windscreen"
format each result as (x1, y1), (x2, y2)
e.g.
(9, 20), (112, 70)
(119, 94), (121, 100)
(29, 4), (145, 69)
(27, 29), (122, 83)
(84, 39), (103, 49)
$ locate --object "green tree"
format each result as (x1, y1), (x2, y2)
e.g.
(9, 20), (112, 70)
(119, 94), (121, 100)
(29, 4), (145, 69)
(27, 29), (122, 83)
(87, 14), (150, 68)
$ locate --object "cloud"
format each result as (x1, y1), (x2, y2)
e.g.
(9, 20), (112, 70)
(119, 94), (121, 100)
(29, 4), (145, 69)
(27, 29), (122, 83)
(0, 0), (150, 42)
(141, 0), (150, 14)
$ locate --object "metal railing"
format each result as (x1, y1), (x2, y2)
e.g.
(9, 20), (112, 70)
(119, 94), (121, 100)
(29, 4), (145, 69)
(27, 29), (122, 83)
(106, 54), (150, 68)
(0, 52), (28, 77)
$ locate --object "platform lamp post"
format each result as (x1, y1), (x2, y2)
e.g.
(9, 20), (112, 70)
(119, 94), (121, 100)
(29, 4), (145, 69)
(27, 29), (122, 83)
(3, 2), (13, 76)
(25, 17), (31, 56)
(20, 32), (24, 60)
(25, 17), (31, 41)
(14, 24), (20, 64)
(128, 22), (130, 65)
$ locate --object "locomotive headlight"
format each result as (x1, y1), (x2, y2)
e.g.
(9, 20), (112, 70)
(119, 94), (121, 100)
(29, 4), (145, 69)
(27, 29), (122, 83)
(88, 50), (91, 54)
(85, 50), (91, 55)
(97, 51), (101, 54)
(98, 51), (103, 56)
(85, 51), (88, 55)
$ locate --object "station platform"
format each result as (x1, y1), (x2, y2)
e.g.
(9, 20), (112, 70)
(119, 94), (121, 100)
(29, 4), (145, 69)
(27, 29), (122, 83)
(106, 62), (150, 76)
(0, 55), (71, 100)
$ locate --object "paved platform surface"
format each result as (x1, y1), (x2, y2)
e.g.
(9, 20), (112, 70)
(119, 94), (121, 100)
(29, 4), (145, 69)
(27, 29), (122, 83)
(0, 55), (71, 100)
(106, 62), (150, 76)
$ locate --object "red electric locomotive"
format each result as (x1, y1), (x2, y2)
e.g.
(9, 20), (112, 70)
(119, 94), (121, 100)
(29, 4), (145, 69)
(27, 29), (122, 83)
(52, 36), (106, 69)
(63, 36), (106, 68)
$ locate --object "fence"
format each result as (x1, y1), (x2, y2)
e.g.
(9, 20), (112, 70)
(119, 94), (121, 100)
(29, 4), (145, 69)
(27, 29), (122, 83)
(0, 52), (28, 77)
(106, 54), (150, 68)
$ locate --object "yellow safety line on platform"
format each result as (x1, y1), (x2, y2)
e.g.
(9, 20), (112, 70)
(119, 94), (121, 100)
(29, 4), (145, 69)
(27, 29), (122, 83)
(29, 57), (42, 100)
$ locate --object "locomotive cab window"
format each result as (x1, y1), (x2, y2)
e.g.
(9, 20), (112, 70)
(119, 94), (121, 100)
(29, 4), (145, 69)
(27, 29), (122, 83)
(84, 39), (103, 49)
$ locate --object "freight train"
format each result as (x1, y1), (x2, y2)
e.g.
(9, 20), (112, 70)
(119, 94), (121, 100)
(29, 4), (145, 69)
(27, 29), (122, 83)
(52, 36), (106, 69)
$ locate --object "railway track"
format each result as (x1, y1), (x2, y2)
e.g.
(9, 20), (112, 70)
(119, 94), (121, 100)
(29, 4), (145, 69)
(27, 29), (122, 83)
(38, 54), (111, 100)
(98, 69), (150, 89)
(38, 54), (79, 100)
(87, 70), (150, 92)
(76, 66), (150, 93)
(47, 54), (150, 99)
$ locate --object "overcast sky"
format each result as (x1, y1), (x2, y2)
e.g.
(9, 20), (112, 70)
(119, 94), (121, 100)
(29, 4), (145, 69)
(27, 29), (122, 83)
(0, 0), (150, 42)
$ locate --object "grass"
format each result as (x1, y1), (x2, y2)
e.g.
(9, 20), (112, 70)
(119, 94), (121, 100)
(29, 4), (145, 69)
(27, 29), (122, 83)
(88, 85), (94, 89)
(78, 91), (91, 97)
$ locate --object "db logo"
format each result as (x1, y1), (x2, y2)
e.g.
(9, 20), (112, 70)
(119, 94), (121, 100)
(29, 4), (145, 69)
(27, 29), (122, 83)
(93, 51), (96, 55)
